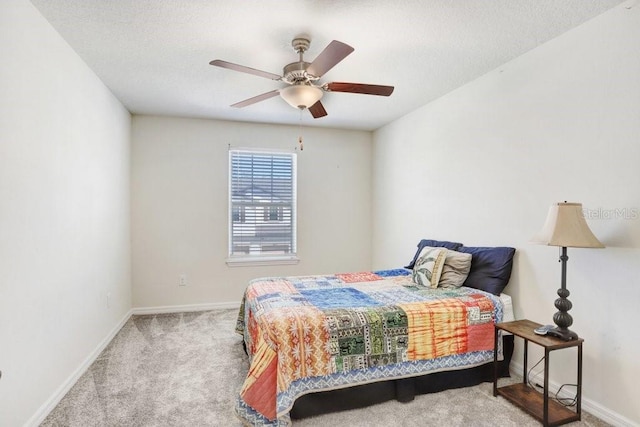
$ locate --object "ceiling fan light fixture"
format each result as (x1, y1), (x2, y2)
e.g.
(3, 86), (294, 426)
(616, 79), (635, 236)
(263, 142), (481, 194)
(280, 84), (323, 110)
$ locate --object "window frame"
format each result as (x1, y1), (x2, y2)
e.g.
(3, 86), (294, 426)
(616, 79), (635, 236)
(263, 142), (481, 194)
(226, 148), (299, 267)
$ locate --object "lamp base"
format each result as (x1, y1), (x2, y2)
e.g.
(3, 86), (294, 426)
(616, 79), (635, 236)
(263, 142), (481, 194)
(546, 327), (579, 341)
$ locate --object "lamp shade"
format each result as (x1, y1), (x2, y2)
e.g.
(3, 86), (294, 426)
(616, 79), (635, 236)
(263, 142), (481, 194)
(532, 202), (604, 248)
(280, 84), (323, 109)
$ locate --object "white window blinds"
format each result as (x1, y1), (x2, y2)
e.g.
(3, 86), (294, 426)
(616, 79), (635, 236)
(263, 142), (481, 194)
(228, 149), (297, 259)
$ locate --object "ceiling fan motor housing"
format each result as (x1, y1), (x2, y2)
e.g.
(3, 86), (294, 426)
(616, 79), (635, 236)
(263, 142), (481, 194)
(283, 61), (312, 83)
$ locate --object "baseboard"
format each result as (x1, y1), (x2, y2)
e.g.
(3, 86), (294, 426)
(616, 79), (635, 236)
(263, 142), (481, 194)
(26, 308), (133, 427)
(510, 361), (638, 427)
(131, 301), (241, 315)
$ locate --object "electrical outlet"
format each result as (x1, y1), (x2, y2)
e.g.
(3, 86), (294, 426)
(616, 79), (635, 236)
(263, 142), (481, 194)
(179, 274), (188, 287)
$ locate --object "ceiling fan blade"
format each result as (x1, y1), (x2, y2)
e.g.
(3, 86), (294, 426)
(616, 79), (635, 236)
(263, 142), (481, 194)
(231, 90), (280, 108)
(308, 101), (328, 118)
(210, 59), (282, 80)
(306, 40), (354, 78)
(326, 82), (394, 96)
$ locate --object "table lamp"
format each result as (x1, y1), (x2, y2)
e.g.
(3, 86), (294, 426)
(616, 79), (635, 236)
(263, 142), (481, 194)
(531, 202), (604, 340)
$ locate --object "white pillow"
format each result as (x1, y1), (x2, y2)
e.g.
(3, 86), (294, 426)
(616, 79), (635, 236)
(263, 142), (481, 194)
(412, 246), (447, 288)
(438, 249), (473, 288)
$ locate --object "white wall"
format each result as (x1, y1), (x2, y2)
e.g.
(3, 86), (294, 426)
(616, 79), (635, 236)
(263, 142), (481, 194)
(373, 3), (639, 425)
(0, 1), (132, 425)
(131, 116), (372, 307)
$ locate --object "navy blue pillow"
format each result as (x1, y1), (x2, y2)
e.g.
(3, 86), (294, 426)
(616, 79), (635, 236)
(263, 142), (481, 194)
(459, 246), (516, 295)
(405, 239), (463, 270)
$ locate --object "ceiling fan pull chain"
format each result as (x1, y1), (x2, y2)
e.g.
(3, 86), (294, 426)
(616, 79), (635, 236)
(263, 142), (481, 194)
(298, 109), (304, 151)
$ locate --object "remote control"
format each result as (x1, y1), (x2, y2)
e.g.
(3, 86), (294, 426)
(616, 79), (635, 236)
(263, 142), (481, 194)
(534, 325), (555, 335)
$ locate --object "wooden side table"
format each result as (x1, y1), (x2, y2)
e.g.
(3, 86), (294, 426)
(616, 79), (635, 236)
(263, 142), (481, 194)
(493, 319), (583, 427)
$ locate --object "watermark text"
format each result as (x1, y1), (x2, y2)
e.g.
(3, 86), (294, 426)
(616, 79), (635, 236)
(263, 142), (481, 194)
(583, 207), (639, 220)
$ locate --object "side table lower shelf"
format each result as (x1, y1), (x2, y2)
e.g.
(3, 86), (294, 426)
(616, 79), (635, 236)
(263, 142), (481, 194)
(496, 383), (580, 426)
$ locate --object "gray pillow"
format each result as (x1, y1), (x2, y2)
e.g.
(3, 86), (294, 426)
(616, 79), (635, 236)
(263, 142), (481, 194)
(438, 250), (473, 288)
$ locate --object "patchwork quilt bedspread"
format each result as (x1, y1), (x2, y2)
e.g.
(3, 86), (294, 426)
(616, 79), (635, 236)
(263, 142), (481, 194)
(235, 269), (505, 426)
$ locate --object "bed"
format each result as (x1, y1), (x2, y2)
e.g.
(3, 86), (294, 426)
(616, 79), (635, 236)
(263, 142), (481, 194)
(235, 241), (516, 426)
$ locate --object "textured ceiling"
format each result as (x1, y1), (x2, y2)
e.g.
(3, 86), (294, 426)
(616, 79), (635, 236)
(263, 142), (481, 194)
(30, 0), (624, 131)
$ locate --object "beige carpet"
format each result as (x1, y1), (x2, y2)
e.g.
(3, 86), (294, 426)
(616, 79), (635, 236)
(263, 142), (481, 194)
(42, 309), (610, 426)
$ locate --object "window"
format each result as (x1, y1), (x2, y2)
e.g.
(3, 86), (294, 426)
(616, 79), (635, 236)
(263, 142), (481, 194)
(232, 206), (245, 223)
(228, 149), (297, 265)
(264, 206), (283, 222)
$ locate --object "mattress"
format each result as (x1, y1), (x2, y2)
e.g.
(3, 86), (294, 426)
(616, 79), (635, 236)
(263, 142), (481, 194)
(500, 293), (515, 323)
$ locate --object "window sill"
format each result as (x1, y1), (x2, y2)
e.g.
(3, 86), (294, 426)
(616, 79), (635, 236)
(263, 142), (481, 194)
(226, 255), (300, 267)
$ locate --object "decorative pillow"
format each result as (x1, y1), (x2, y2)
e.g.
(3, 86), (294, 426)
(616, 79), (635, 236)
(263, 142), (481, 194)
(412, 246), (448, 288)
(438, 250), (473, 288)
(405, 239), (463, 270)
(458, 246), (516, 295)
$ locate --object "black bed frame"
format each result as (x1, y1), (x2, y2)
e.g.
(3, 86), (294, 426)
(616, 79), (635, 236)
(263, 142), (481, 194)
(289, 335), (514, 419)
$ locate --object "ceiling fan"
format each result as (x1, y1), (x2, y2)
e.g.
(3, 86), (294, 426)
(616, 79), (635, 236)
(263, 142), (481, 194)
(210, 37), (394, 118)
